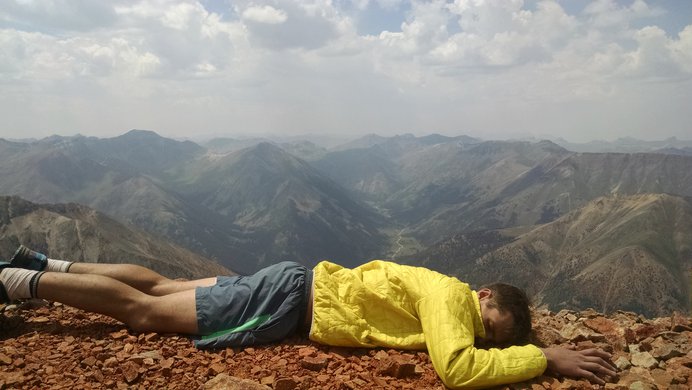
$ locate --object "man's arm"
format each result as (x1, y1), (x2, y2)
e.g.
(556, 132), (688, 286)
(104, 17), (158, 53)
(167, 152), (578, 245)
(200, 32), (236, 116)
(417, 284), (546, 389)
(540, 347), (617, 385)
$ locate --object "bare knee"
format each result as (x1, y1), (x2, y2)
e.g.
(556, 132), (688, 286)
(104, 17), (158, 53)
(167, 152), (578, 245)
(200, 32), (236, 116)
(124, 297), (159, 333)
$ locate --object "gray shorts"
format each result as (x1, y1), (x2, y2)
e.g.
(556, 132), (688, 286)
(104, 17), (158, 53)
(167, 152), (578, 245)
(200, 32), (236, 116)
(193, 261), (312, 349)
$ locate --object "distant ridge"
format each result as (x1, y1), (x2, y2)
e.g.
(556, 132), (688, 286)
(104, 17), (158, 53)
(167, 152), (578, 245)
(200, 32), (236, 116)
(0, 195), (231, 279)
(416, 193), (692, 317)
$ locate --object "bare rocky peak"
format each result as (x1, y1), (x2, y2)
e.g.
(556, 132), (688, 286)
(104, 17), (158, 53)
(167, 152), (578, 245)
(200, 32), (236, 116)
(1, 302), (689, 389)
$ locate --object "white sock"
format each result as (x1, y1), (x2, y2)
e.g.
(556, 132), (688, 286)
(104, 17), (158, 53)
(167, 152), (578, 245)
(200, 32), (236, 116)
(0, 268), (43, 300)
(46, 258), (73, 273)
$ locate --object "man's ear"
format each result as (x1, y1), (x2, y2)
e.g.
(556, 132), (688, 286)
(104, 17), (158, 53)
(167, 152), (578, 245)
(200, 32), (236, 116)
(477, 288), (493, 300)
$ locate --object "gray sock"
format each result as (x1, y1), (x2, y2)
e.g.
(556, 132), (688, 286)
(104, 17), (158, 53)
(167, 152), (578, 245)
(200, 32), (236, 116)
(0, 268), (44, 300)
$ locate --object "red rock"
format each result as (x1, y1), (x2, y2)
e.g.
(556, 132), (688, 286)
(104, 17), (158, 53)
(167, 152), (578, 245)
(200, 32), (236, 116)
(160, 358), (174, 369)
(374, 350), (389, 360)
(81, 356), (97, 367)
(300, 356), (328, 371)
(109, 330), (128, 339)
(144, 333), (159, 342)
(633, 324), (662, 342)
(584, 317), (617, 335)
(121, 361), (140, 384)
(671, 312), (691, 331)
(297, 347), (316, 357)
(559, 322), (605, 342)
(625, 328), (637, 344)
(273, 377), (297, 390)
(604, 384), (628, 390)
(260, 374), (275, 385)
(0, 353), (12, 365)
(631, 352), (659, 369)
(203, 373), (270, 389)
(376, 355), (419, 379)
(650, 368), (674, 387)
(532, 325), (566, 346)
(103, 357), (119, 368)
(208, 362), (226, 375)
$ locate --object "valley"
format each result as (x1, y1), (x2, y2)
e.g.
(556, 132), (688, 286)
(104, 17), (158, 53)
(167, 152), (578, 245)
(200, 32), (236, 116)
(1, 130), (690, 316)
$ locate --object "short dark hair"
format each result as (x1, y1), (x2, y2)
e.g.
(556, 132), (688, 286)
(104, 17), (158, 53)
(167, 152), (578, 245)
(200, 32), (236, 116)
(481, 283), (532, 345)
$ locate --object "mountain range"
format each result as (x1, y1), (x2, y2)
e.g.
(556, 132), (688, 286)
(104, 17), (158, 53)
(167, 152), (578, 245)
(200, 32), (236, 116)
(1, 130), (690, 316)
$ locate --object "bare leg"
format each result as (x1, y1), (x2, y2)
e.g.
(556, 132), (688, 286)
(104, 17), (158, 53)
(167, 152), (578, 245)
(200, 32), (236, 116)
(68, 263), (216, 296)
(37, 272), (199, 334)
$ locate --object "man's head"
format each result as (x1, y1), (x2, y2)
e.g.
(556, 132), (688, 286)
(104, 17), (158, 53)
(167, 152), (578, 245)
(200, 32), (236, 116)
(477, 283), (532, 347)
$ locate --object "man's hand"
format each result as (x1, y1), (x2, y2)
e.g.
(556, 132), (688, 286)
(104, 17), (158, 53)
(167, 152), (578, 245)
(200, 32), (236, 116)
(540, 347), (617, 385)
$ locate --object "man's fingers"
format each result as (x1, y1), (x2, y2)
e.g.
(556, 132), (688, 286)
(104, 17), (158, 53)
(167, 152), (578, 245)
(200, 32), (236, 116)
(578, 368), (606, 385)
(583, 350), (617, 376)
(581, 348), (612, 360)
(583, 355), (617, 375)
(581, 361), (616, 378)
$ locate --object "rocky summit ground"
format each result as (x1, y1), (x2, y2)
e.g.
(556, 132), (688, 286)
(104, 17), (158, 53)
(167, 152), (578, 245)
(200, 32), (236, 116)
(0, 300), (690, 389)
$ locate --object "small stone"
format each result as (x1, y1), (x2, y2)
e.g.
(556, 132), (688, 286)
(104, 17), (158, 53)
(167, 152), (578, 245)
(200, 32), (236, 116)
(203, 373), (270, 390)
(615, 356), (632, 370)
(604, 384), (628, 390)
(110, 330), (129, 339)
(260, 374), (275, 385)
(160, 358), (174, 369)
(273, 377), (297, 390)
(208, 362), (226, 375)
(670, 312), (691, 332)
(0, 353), (12, 365)
(376, 356), (419, 379)
(651, 342), (685, 361)
(81, 356), (98, 367)
(298, 347), (316, 357)
(300, 356), (328, 371)
(103, 357), (119, 368)
(144, 333), (159, 342)
(121, 361), (140, 384)
(631, 352), (658, 369)
(374, 350), (389, 360)
(629, 381), (655, 390)
(650, 368), (674, 388)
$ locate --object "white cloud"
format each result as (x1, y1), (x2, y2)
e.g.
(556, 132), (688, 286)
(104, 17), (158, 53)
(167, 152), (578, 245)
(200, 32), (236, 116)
(238, 1), (339, 50)
(0, 0), (690, 142)
(242, 5), (287, 24)
(670, 26), (692, 73)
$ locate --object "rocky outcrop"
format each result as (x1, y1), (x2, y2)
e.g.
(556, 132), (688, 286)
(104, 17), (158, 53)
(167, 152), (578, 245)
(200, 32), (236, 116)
(1, 301), (690, 389)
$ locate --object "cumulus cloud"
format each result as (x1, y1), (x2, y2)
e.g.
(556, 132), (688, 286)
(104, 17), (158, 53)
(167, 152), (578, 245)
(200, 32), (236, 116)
(242, 5), (288, 24)
(237, 1), (339, 50)
(0, 0), (690, 141)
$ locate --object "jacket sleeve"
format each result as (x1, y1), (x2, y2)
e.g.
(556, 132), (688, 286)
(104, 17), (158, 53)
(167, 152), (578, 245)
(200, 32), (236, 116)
(416, 281), (547, 389)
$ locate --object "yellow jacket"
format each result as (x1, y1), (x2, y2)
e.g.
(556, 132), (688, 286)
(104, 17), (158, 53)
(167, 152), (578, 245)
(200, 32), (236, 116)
(309, 260), (547, 389)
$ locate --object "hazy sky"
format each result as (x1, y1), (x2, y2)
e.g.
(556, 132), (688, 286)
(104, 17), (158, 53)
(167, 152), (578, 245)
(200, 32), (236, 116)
(1, 0), (691, 142)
